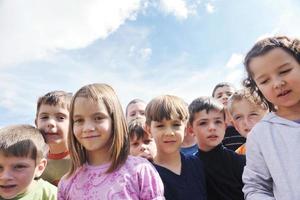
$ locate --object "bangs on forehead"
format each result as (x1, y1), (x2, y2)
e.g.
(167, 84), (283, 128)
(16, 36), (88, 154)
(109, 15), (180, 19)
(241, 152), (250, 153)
(146, 95), (188, 124)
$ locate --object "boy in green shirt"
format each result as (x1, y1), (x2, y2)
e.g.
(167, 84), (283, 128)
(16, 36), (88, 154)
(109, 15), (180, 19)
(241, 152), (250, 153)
(0, 125), (57, 200)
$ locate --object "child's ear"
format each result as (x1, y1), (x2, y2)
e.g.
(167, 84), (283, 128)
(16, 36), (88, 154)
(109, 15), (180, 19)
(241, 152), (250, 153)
(187, 123), (195, 136)
(34, 158), (47, 178)
(144, 124), (152, 136)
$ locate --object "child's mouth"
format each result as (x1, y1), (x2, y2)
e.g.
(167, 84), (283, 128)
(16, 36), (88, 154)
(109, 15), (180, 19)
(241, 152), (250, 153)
(278, 90), (291, 97)
(0, 184), (16, 189)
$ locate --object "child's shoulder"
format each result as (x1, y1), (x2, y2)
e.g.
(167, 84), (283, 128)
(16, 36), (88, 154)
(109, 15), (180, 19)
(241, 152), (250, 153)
(124, 156), (152, 169)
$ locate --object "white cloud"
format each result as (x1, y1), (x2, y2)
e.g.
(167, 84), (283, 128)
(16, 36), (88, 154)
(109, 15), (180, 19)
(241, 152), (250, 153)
(0, 0), (142, 68)
(205, 3), (215, 13)
(159, 0), (189, 19)
(140, 48), (152, 59)
(225, 53), (244, 69)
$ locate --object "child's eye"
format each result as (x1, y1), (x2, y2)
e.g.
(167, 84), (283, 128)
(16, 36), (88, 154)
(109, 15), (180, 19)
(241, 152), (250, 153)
(280, 68), (292, 75)
(156, 124), (164, 128)
(259, 79), (269, 85)
(199, 122), (207, 126)
(73, 119), (83, 124)
(131, 142), (139, 147)
(40, 116), (49, 120)
(14, 164), (27, 171)
(215, 120), (223, 124)
(143, 139), (151, 144)
(234, 116), (241, 121)
(94, 116), (103, 121)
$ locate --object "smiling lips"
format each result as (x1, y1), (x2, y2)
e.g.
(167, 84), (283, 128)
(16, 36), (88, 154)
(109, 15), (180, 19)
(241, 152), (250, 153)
(82, 135), (100, 139)
(277, 90), (291, 97)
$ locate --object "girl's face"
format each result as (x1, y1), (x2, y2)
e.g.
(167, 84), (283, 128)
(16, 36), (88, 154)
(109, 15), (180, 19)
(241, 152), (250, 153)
(73, 97), (112, 165)
(249, 48), (300, 116)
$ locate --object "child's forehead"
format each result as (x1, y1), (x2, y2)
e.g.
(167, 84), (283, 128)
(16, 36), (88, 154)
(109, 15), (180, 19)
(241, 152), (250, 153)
(196, 109), (224, 118)
(152, 117), (186, 123)
(0, 153), (35, 165)
(39, 103), (68, 112)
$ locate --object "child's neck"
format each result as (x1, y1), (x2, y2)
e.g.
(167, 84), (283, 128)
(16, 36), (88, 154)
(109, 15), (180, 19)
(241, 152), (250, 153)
(87, 150), (111, 166)
(276, 104), (300, 120)
(48, 143), (68, 155)
(154, 151), (181, 175)
(181, 136), (197, 148)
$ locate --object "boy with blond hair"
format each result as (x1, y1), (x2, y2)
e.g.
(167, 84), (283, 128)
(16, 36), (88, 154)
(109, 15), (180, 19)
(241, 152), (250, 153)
(35, 90), (72, 186)
(0, 125), (57, 200)
(145, 95), (206, 200)
(188, 96), (245, 200)
(227, 89), (268, 154)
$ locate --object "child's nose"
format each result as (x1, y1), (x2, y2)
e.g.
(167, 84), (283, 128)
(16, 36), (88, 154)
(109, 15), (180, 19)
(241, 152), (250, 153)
(274, 78), (286, 89)
(208, 122), (216, 131)
(83, 121), (95, 132)
(0, 169), (13, 180)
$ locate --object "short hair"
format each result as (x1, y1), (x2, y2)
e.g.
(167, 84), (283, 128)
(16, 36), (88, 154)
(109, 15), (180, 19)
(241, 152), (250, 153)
(227, 89), (268, 115)
(145, 95), (188, 125)
(212, 82), (236, 97)
(188, 96), (225, 124)
(125, 98), (146, 116)
(68, 83), (129, 177)
(0, 124), (48, 163)
(243, 36), (300, 111)
(128, 118), (149, 140)
(36, 90), (72, 118)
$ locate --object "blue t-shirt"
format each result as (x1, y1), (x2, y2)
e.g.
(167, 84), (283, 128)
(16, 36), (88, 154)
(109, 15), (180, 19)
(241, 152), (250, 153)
(180, 144), (198, 156)
(154, 153), (207, 200)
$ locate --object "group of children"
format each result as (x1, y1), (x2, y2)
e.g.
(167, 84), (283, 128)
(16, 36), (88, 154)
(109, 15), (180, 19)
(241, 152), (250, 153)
(0, 35), (299, 200)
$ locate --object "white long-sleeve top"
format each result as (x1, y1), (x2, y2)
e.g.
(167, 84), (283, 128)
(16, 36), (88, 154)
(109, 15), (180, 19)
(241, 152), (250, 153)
(243, 112), (300, 200)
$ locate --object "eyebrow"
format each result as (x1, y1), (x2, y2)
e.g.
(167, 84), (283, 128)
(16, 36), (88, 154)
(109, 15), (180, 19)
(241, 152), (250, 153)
(255, 62), (291, 80)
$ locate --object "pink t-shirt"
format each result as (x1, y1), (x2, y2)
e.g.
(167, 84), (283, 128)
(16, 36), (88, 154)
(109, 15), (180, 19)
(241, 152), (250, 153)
(58, 156), (165, 200)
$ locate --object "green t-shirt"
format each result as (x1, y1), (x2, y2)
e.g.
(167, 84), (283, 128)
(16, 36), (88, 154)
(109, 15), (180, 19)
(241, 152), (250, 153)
(0, 179), (57, 200)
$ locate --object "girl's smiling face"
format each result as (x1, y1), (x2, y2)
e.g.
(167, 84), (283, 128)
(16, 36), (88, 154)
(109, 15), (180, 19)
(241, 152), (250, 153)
(249, 48), (300, 117)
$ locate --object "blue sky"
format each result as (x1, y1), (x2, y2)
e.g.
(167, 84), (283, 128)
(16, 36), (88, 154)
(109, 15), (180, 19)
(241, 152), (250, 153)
(1, 0), (300, 127)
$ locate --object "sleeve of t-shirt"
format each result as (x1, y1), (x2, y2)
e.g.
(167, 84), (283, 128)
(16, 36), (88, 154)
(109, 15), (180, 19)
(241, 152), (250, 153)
(242, 127), (275, 200)
(137, 161), (165, 200)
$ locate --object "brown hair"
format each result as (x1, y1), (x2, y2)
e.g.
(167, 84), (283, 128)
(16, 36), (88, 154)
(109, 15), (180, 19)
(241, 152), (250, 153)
(243, 36), (300, 111)
(145, 95), (188, 125)
(0, 124), (48, 164)
(212, 82), (236, 97)
(188, 96), (225, 124)
(128, 118), (149, 140)
(67, 83), (129, 177)
(36, 90), (72, 118)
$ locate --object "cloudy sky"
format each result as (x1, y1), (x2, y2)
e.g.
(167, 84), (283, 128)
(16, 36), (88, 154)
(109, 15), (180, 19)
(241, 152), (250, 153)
(1, 0), (300, 127)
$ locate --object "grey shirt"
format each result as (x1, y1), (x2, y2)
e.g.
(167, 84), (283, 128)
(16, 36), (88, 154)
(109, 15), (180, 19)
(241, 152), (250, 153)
(243, 112), (300, 200)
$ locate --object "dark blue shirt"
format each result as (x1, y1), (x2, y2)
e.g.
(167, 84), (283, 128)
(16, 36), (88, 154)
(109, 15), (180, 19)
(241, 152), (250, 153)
(154, 153), (207, 200)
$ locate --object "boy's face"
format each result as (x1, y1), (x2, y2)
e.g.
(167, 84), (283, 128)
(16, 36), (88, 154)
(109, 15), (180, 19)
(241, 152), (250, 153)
(36, 104), (69, 147)
(190, 110), (226, 152)
(250, 48), (300, 114)
(148, 118), (186, 155)
(130, 135), (157, 161)
(231, 99), (267, 137)
(213, 86), (235, 106)
(126, 102), (146, 122)
(0, 154), (46, 199)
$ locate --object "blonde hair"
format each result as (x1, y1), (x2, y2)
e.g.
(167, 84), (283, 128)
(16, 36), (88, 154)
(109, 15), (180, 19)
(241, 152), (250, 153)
(67, 83), (129, 177)
(227, 89), (268, 115)
(0, 124), (48, 164)
(145, 95), (188, 125)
